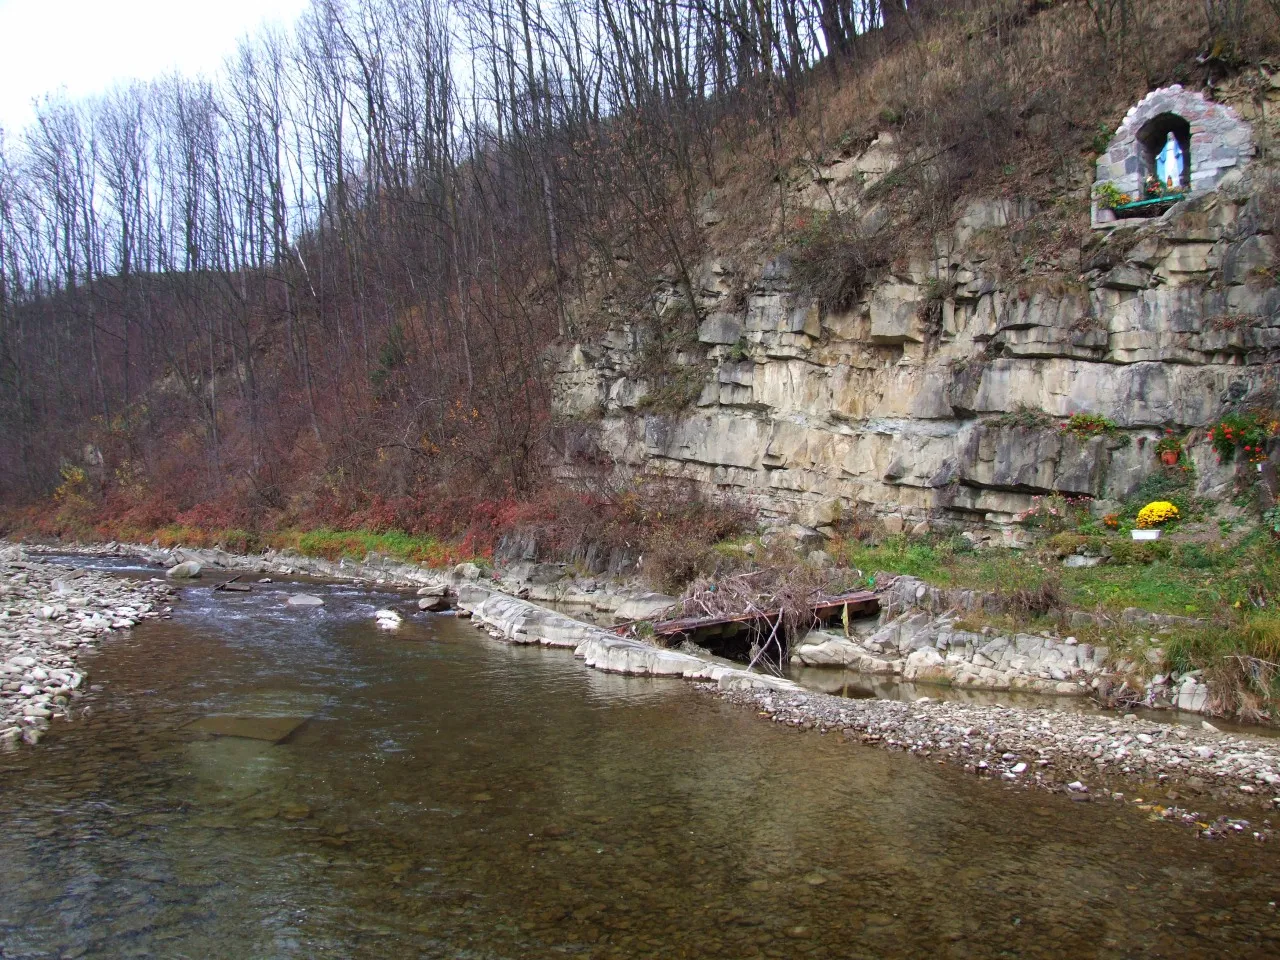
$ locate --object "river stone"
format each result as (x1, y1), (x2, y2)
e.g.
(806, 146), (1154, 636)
(451, 562), (482, 582)
(419, 596), (448, 611)
(287, 594), (325, 607)
(183, 715), (309, 743)
(167, 561), (203, 579)
(614, 593), (677, 621)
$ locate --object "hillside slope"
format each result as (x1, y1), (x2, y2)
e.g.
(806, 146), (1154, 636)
(551, 74), (1280, 540)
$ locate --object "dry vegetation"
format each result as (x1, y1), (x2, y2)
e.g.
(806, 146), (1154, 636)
(4, 0), (1280, 600)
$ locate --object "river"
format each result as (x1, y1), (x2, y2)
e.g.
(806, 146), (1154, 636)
(1, 558), (1278, 958)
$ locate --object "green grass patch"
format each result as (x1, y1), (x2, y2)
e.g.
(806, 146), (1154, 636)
(149, 524), (482, 569)
(841, 531), (1279, 618)
(293, 528), (460, 567)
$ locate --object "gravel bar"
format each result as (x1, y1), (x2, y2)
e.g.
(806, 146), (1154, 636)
(0, 544), (174, 747)
(713, 683), (1280, 839)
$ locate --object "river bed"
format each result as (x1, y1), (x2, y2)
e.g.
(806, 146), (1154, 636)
(2, 559), (1279, 958)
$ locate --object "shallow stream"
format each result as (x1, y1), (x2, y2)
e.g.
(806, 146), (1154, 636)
(3, 557), (1280, 958)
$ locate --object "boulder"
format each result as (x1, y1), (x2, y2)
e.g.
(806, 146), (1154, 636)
(902, 647), (948, 683)
(287, 594), (325, 607)
(869, 281), (926, 343)
(450, 562), (482, 583)
(167, 561), (203, 579)
(615, 593), (678, 622)
(418, 596), (449, 611)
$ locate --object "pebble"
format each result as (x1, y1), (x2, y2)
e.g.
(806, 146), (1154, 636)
(0, 543), (171, 748)
(714, 683), (1280, 828)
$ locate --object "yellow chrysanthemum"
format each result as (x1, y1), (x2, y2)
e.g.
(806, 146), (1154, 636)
(1136, 501), (1179, 529)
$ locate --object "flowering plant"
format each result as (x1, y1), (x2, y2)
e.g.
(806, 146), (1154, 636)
(1208, 413), (1278, 465)
(1135, 501), (1179, 529)
(1059, 412), (1121, 440)
(1014, 492), (1091, 533)
(1095, 182), (1132, 210)
(1103, 513), (1120, 529)
(1154, 429), (1183, 456)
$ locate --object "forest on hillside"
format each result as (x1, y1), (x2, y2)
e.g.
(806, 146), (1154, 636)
(0, 0), (1272, 550)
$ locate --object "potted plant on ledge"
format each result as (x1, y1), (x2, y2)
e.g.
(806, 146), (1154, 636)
(1155, 429), (1183, 466)
(1133, 501), (1178, 540)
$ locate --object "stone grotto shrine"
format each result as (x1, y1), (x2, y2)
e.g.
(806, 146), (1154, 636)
(1092, 85), (1254, 228)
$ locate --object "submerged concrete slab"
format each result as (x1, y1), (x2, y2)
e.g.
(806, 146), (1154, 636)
(183, 715), (309, 744)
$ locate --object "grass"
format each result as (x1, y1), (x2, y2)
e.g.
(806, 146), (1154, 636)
(147, 525), (483, 569)
(1163, 612), (1280, 722)
(841, 532), (1278, 618)
(841, 528), (1280, 720)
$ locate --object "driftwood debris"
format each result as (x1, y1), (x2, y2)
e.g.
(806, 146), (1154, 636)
(634, 569), (879, 668)
(213, 575), (252, 593)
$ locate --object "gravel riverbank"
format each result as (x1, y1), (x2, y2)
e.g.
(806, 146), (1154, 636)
(0, 545), (173, 747)
(714, 683), (1280, 835)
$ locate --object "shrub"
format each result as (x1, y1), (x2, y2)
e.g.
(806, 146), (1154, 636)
(1209, 412), (1278, 464)
(1000, 577), (1066, 618)
(1059, 413), (1124, 441)
(1265, 505), (1280, 541)
(1136, 501), (1179, 528)
(1014, 492), (1091, 533)
(788, 211), (893, 311)
(993, 405), (1055, 430)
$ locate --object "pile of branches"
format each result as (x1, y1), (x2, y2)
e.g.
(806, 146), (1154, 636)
(665, 566), (862, 672)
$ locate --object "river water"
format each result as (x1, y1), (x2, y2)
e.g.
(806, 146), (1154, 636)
(2, 562), (1279, 958)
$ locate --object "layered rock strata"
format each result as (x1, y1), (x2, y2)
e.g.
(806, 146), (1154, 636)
(552, 142), (1279, 535)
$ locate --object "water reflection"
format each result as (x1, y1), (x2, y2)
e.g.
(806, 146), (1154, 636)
(0, 569), (1278, 958)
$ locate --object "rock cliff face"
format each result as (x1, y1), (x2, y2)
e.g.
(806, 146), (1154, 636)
(551, 153), (1280, 537)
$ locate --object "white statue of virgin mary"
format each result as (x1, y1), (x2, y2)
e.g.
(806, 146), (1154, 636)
(1155, 133), (1185, 188)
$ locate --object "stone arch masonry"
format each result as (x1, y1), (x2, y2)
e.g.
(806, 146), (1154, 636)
(1092, 85), (1254, 228)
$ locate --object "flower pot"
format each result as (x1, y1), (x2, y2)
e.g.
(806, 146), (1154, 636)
(1160, 450), (1179, 466)
(1132, 529), (1161, 541)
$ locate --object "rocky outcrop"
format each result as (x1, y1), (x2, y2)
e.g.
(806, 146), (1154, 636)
(791, 612), (1107, 697)
(458, 585), (797, 692)
(551, 133), (1279, 534)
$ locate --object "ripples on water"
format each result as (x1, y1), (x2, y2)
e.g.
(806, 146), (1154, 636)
(2, 561), (1279, 958)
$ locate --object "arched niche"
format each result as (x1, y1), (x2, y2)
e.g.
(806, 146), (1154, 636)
(1092, 86), (1252, 228)
(1135, 112), (1191, 191)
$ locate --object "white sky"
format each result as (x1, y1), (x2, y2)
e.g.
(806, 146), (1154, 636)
(0, 0), (309, 134)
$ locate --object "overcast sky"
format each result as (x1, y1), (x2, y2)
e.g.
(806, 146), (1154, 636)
(0, 0), (309, 134)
